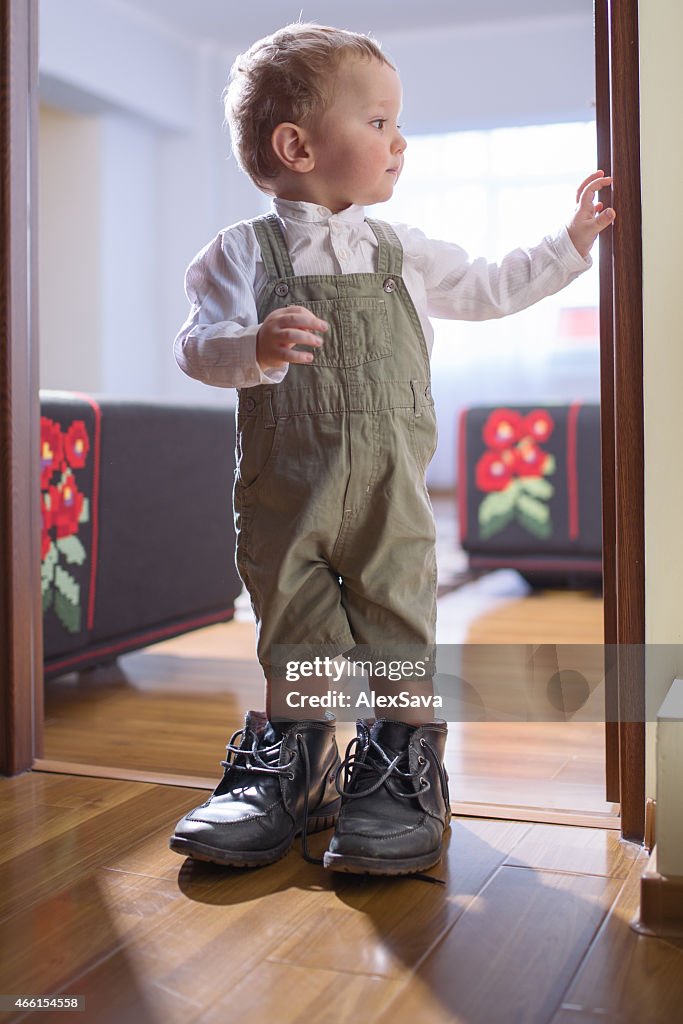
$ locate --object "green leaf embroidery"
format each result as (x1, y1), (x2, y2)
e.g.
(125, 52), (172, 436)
(478, 484), (519, 540)
(543, 453), (556, 476)
(54, 586), (81, 634)
(517, 492), (551, 524)
(80, 496), (90, 523)
(41, 541), (58, 595)
(517, 493), (553, 539)
(55, 563), (80, 605)
(519, 476), (554, 500)
(517, 505), (553, 539)
(57, 534), (87, 566)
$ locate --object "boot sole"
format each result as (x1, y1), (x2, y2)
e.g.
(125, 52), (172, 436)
(323, 848), (443, 877)
(169, 801), (340, 868)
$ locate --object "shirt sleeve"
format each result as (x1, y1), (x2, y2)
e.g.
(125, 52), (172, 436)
(173, 223), (288, 389)
(397, 223), (592, 322)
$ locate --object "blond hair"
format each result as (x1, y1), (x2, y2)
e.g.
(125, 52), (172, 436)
(224, 22), (394, 192)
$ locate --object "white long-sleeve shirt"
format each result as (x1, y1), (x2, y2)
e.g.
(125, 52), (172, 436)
(174, 197), (592, 390)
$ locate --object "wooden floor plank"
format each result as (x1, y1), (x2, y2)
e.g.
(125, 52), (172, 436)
(374, 866), (622, 1024)
(266, 819), (531, 977)
(0, 779), (199, 924)
(194, 962), (401, 1024)
(504, 824), (640, 879)
(551, 851), (683, 1024)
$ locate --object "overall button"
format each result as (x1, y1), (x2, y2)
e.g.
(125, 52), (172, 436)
(274, 282), (289, 296)
(383, 277), (396, 293)
(244, 396), (256, 412)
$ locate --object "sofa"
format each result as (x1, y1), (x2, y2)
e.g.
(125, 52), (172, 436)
(40, 391), (242, 679)
(457, 402), (602, 586)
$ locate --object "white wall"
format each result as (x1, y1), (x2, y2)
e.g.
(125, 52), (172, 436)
(639, 0), (683, 806)
(382, 13), (595, 133)
(38, 0), (266, 402)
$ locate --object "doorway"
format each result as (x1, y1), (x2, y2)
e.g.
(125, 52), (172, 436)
(0, 0), (645, 841)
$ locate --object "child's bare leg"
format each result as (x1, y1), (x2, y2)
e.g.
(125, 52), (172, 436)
(367, 672), (438, 726)
(266, 672), (330, 724)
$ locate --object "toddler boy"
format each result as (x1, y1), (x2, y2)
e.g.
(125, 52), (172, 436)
(169, 23), (615, 877)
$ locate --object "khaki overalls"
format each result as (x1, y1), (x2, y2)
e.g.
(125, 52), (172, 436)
(233, 214), (438, 677)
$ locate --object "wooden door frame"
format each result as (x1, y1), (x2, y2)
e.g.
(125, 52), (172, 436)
(0, 0), (42, 777)
(0, 0), (647, 841)
(595, 0), (646, 843)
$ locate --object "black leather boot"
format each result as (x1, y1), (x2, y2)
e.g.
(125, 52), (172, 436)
(169, 710), (341, 867)
(323, 718), (451, 876)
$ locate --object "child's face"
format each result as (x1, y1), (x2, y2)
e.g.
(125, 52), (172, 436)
(306, 57), (406, 212)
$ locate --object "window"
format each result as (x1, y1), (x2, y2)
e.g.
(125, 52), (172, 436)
(372, 121), (600, 488)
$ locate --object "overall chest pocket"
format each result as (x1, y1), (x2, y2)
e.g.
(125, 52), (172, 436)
(298, 297), (392, 368)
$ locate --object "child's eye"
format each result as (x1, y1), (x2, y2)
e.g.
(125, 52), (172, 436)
(370, 119), (386, 130)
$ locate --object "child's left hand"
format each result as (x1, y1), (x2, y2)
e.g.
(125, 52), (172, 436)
(567, 171), (616, 259)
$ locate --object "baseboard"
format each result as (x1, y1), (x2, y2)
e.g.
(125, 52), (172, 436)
(632, 846), (683, 937)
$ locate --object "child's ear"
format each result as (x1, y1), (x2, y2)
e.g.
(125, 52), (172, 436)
(271, 123), (315, 174)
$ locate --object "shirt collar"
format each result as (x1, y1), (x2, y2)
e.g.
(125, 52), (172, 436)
(271, 197), (366, 224)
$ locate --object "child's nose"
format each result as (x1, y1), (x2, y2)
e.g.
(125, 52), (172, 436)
(393, 131), (407, 153)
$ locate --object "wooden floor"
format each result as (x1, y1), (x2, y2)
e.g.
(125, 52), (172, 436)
(2, 769), (681, 1024)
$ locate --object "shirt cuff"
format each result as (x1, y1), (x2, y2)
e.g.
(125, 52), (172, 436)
(232, 328), (289, 387)
(251, 331), (289, 385)
(555, 224), (593, 271)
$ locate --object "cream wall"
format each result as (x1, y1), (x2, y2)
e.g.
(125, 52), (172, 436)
(38, 105), (102, 391)
(639, 0), (683, 800)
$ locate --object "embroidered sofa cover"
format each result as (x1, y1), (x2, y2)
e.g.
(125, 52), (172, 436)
(40, 391), (242, 678)
(457, 402), (602, 579)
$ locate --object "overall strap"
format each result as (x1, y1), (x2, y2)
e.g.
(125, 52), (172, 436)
(252, 214), (295, 280)
(365, 219), (404, 277)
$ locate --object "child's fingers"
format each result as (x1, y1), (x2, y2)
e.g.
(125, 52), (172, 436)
(279, 343), (320, 365)
(575, 170), (610, 203)
(274, 306), (329, 332)
(276, 327), (324, 349)
(578, 175), (613, 208)
(595, 207), (616, 230)
(575, 170), (605, 202)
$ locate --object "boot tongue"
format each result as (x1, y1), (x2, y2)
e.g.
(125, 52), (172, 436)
(244, 710), (268, 740)
(244, 712), (299, 758)
(370, 719), (416, 759)
(240, 712), (283, 768)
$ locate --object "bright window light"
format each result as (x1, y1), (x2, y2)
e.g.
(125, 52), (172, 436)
(371, 121), (601, 488)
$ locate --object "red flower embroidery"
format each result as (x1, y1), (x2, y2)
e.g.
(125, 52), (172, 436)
(40, 414), (91, 635)
(64, 420), (90, 469)
(514, 439), (550, 477)
(483, 409), (524, 450)
(41, 491), (53, 560)
(475, 406), (557, 541)
(40, 418), (64, 489)
(523, 409), (554, 444)
(476, 450), (513, 491)
(49, 470), (84, 540)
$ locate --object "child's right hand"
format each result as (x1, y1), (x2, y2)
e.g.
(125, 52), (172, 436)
(256, 306), (328, 372)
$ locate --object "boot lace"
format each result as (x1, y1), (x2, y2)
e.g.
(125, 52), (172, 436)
(333, 732), (447, 886)
(335, 734), (441, 801)
(219, 726), (321, 867)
